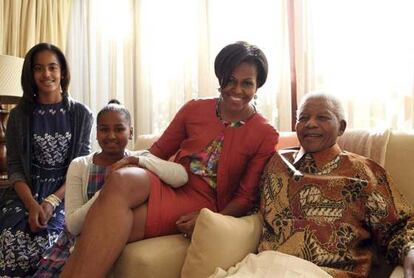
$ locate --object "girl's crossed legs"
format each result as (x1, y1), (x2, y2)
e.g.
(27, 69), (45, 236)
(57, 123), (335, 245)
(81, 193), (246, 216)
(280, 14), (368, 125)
(61, 167), (150, 278)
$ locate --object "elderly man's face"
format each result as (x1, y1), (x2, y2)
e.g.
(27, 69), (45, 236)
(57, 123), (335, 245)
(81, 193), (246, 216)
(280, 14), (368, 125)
(296, 98), (345, 153)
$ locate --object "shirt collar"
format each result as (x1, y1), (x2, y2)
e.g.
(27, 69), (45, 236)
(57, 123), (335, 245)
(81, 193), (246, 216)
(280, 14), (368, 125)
(293, 143), (342, 169)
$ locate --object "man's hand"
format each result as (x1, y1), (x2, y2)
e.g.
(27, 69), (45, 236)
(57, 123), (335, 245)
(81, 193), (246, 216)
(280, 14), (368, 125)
(404, 248), (414, 277)
(176, 211), (200, 239)
(27, 202), (47, 232)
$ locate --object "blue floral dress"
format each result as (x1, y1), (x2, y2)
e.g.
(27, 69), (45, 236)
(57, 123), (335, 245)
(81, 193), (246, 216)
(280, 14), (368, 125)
(0, 102), (71, 277)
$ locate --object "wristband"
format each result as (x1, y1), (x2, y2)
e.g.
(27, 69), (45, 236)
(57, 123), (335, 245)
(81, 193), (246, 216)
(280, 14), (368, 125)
(44, 194), (62, 210)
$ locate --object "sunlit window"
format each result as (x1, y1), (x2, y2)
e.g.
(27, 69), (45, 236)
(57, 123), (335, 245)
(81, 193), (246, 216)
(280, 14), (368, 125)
(68, 0), (414, 137)
(306, 0), (414, 129)
(138, 0), (288, 133)
(97, 0), (132, 40)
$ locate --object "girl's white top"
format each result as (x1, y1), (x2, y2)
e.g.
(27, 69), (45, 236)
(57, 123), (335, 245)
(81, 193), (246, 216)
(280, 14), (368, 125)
(65, 150), (188, 236)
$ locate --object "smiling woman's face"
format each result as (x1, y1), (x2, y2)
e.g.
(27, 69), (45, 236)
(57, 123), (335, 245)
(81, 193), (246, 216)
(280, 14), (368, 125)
(295, 98), (345, 153)
(220, 62), (257, 115)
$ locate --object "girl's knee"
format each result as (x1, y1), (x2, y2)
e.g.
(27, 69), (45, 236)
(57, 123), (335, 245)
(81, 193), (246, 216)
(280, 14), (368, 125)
(101, 167), (150, 198)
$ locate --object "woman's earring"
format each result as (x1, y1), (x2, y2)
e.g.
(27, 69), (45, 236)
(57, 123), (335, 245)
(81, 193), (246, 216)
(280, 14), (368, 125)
(253, 94), (258, 107)
(218, 88), (223, 102)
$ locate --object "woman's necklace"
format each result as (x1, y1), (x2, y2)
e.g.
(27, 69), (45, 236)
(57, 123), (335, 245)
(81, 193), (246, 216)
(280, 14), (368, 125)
(216, 97), (256, 122)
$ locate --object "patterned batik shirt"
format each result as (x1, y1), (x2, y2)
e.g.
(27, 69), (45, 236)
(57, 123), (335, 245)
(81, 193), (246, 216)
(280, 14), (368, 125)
(258, 144), (414, 278)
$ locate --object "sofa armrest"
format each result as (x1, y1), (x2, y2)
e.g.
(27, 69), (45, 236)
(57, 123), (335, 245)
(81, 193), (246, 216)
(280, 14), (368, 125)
(110, 234), (190, 278)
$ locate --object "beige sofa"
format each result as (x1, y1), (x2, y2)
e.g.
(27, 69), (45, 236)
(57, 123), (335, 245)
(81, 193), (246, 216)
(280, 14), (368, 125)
(109, 129), (414, 278)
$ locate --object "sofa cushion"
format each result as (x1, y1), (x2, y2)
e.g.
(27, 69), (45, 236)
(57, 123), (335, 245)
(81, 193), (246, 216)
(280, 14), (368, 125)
(111, 234), (190, 278)
(385, 131), (414, 204)
(337, 128), (391, 166)
(135, 134), (160, 150)
(181, 208), (263, 278)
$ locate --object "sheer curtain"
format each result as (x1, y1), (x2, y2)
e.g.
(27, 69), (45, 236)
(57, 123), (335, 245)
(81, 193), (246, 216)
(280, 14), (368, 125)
(293, 0), (414, 130)
(2, 0), (413, 138)
(66, 0), (414, 140)
(200, 0), (291, 131)
(66, 0), (291, 147)
(66, 0), (135, 149)
(0, 0), (71, 56)
(135, 0), (291, 134)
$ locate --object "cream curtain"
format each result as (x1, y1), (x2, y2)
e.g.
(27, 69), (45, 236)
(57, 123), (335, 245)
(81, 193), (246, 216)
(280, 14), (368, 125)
(66, 0), (135, 150)
(293, 0), (414, 130)
(66, 0), (291, 149)
(0, 0), (71, 57)
(3, 0), (414, 143)
(134, 0), (291, 134)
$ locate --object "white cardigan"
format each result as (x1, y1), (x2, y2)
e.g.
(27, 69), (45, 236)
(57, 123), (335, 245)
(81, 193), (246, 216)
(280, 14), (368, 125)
(65, 150), (188, 236)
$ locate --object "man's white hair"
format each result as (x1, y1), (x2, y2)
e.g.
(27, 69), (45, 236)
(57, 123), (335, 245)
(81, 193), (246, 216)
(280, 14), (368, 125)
(296, 92), (345, 122)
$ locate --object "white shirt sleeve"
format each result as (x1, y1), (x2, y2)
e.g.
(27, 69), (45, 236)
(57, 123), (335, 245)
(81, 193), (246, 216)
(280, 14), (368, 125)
(65, 151), (189, 236)
(65, 155), (99, 236)
(134, 150), (188, 187)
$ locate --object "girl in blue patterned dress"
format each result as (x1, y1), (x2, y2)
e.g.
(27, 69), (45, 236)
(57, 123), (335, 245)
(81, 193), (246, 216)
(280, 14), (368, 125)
(32, 100), (188, 277)
(0, 43), (93, 277)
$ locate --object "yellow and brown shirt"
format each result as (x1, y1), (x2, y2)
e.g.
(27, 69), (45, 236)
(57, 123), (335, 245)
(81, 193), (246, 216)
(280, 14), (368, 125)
(259, 144), (414, 277)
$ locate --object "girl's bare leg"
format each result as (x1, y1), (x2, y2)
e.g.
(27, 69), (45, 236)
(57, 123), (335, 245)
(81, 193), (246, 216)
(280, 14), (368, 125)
(128, 203), (148, 242)
(61, 167), (150, 278)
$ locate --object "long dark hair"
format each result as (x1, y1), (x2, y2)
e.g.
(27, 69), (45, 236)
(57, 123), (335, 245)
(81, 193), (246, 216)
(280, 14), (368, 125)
(214, 41), (268, 89)
(19, 43), (70, 112)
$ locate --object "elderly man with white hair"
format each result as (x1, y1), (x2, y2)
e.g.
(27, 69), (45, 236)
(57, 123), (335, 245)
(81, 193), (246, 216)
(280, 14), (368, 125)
(257, 92), (414, 277)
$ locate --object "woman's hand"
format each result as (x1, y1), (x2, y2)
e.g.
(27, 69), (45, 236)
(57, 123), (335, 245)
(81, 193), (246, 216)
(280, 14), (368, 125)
(14, 181), (48, 232)
(106, 156), (140, 177)
(27, 202), (47, 233)
(40, 201), (55, 224)
(176, 211), (200, 239)
(404, 248), (414, 278)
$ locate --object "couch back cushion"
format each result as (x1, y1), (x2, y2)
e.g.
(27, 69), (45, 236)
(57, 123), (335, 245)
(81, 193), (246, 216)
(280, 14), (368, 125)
(385, 131), (414, 204)
(135, 134), (160, 150)
(135, 129), (414, 204)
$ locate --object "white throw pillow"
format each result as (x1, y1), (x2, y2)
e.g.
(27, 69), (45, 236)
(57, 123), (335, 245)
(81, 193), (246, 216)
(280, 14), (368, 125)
(181, 208), (263, 278)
